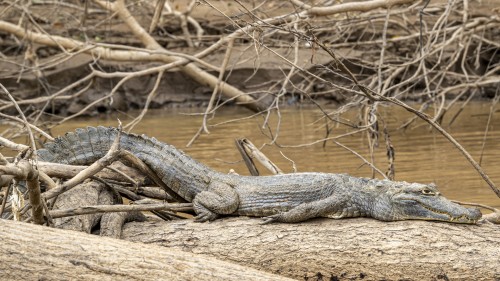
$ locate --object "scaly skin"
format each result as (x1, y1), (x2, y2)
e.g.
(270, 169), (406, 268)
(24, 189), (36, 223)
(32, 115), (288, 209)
(37, 127), (482, 224)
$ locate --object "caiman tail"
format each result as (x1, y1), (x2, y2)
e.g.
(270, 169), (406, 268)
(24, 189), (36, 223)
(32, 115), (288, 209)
(36, 126), (213, 201)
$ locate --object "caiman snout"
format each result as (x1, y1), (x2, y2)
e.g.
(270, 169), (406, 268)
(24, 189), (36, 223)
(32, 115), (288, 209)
(452, 206), (482, 224)
(469, 207), (482, 221)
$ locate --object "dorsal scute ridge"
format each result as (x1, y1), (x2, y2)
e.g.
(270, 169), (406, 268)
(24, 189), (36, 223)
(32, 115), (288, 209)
(36, 127), (211, 179)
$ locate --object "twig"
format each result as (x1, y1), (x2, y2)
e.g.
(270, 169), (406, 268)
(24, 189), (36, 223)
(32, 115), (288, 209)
(290, 0), (421, 16)
(384, 127), (395, 180)
(37, 162), (148, 185)
(117, 150), (187, 203)
(0, 182), (12, 217)
(279, 151), (297, 173)
(311, 37), (500, 197)
(149, 0), (166, 33)
(41, 197), (53, 226)
(91, 0), (260, 111)
(202, 38), (235, 134)
(124, 70), (165, 131)
(0, 112), (53, 140)
(0, 83), (38, 151)
(49, 202), (193, 219)
(419, 0), (431, 56)
(450, 200), (498, 213)
(388, 98), (500, 197)
(333, 141), (388, 179)
(479, 88), (499, 165)
(0, 136), (29, 151)
(104, 166), (139, 189)
(25, 160), (44, 224)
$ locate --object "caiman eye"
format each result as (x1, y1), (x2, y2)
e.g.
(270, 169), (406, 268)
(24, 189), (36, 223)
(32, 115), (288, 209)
(421, 189), (434, 195)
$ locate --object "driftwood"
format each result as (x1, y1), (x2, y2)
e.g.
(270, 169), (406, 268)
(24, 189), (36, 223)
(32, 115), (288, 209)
(0, 219), (291, 281)
(122, 217), (500, 280)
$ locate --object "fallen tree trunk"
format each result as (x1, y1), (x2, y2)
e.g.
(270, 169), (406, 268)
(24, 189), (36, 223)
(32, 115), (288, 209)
(122, 217), (500, 280)
(0, 219), (290, 281)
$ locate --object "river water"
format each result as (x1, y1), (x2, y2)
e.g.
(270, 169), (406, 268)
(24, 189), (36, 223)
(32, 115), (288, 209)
(49, 102), (500, 209)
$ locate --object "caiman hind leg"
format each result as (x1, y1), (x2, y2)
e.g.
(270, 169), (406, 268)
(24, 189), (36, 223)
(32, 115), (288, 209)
(262, 194), (348, 224)
(192, 182), (239, 222)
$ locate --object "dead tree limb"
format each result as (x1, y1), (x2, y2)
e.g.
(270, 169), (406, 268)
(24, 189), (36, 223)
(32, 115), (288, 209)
(49, 202), (192, 219)
(38, 162), (149, 186)
(122, 217), (500, 280)
(291, 0), (420, 15)
(0, 219), (291, 281)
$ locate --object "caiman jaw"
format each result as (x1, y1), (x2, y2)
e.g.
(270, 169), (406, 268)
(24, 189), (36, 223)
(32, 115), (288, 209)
(410, 200), (481, 224)
(448, 215), (479, 224)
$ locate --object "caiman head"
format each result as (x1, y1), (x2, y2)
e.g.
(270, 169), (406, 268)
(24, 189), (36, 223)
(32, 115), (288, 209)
(371, 181), (482, 224)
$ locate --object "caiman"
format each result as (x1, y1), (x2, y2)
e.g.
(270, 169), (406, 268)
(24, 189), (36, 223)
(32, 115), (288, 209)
(37, 127), (482, 224)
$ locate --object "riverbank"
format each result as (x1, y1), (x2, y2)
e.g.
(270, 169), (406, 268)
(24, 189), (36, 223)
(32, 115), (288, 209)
(1, 0), (498, 116)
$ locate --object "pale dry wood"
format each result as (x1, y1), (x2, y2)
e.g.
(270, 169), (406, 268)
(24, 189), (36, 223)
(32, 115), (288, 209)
(291, 0), (420, 15)
(49, 202), (192, 219)
(0, 158), (44, 224)
(483, 212), (500, 224)
(93, 0), (261, 111)
(38, 162), (149, 185)
(0, 219), (291, 281)
(24, 162), (44, 224)
(0, 18), (261, 111)
(149, 0), (167, 33)
(237, 138), (283, 175)
(99, 211), (128, 238)
(0, 83), (37, 152)
(122, 217), (500, 280)
(50, 180), (145, 237)
(52, 181), (106, 233)
(0, 136), (29, 151)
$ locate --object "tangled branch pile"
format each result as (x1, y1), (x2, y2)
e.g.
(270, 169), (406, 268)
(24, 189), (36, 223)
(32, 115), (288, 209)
(0, 0), (498, 129)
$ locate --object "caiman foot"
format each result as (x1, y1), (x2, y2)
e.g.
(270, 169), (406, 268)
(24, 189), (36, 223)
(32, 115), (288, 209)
(260, 195), (346, 223)
(193, 201), (219, 222)
(260, 214), (281, 224)
(192, 182), (239, 222)
(194, 213), (218, 222)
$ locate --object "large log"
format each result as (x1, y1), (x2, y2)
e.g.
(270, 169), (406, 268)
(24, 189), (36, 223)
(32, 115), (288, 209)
(122, 217), (500, 280)
(0, 219), (291, 281)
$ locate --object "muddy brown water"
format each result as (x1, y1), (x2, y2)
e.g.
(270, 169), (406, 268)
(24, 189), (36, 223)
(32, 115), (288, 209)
(44, 102), (500, 211)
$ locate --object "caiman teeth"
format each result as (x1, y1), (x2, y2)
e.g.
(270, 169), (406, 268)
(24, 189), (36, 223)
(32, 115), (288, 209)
(450, 215), (477, 224)
(418, 202), (476, 223)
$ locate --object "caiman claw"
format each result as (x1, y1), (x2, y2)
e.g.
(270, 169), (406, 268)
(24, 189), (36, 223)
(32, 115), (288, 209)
(193, 205), (219, 222)
(261, 214), (281, 224)
(194, 212), (218, 222)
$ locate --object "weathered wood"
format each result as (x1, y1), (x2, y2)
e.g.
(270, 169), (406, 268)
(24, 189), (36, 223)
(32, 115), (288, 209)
(38, 161), (149, 185)
(52, 181), (105, 232)
(122, 217), (500, 280)
(0, 219), (291, 281)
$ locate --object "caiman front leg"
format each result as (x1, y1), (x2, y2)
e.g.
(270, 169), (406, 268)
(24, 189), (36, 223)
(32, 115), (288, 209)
(262, 194), (349, 224)
(192, 182), (239, 222)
